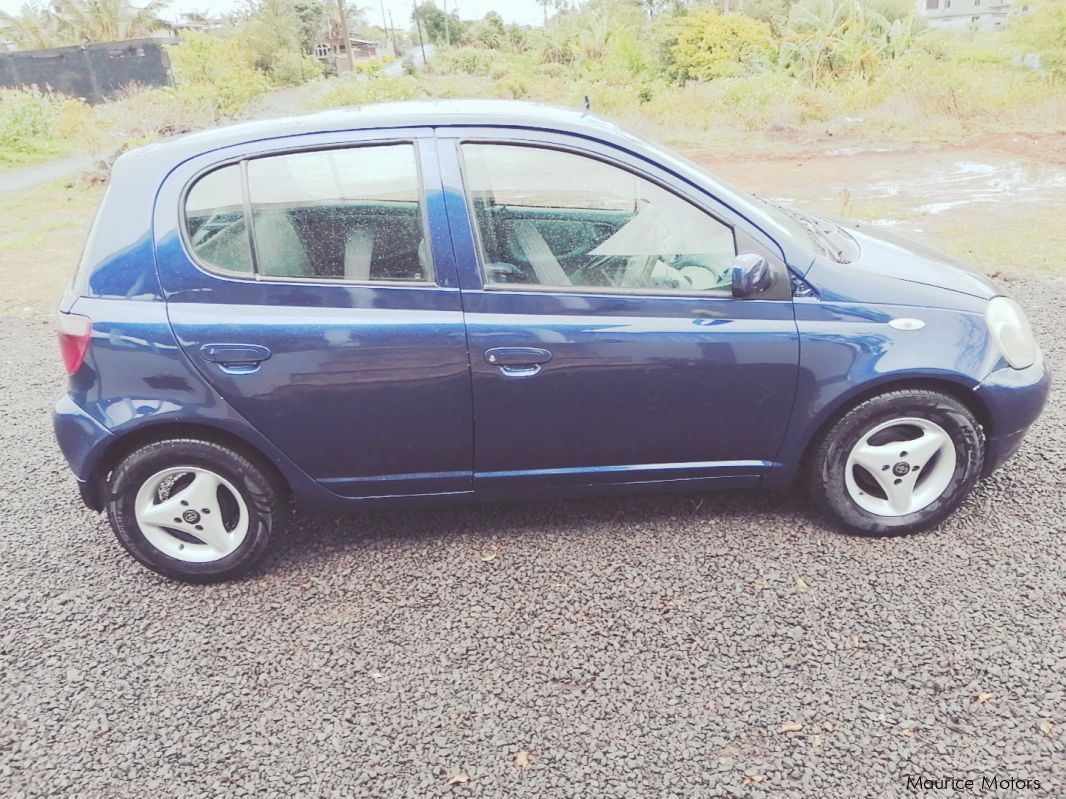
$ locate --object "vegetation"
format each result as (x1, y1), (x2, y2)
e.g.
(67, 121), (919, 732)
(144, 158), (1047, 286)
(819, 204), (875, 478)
(1011, 0), (1066, 79)
(2, 0), (1066, 172)
(310, 0), (1066, 150)
(0, 88), (91, 167)
(0, 0), (171, 48)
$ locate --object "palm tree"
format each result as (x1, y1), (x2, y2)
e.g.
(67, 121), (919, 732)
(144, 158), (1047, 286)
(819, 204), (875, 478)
(50, 0), (172, 45)
(0, 2), (64, 50)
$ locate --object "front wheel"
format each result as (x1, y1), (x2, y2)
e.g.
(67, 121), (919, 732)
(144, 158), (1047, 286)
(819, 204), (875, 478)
(106, 439), (285, 582)
(807, 389), (985, 536)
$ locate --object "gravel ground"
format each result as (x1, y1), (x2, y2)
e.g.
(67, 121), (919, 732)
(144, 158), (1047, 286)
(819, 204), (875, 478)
(1, 273), (1064, 798)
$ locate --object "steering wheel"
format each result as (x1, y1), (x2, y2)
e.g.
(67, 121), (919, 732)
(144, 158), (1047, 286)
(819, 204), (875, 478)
(569, 253), (661, 288)
(568, 254), (622, 287)
(190, 211), (238, 249)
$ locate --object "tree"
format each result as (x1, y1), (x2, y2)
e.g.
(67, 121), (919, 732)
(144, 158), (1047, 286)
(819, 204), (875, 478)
(661, 8), (774, 82)
(778, 0), (922, 85)
(411, 1), (463, 45)
(237, 0), (323, 84)
(0, 2), (65, 49)
(0, 0), (171, 49)
(1011, 0), (1066, 80)
(51, 0), (172, 43)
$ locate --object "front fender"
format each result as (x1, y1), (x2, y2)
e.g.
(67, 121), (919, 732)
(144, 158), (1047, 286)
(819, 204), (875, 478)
(766, 299), (1001, 487)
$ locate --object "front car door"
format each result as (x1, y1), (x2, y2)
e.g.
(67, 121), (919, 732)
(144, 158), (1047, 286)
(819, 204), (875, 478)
(435, 129), (800, 493)
(155, 130), (473, 498)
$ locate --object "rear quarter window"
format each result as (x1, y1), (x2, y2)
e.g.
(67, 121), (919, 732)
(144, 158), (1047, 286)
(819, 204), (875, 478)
(185, 164), (253, 275)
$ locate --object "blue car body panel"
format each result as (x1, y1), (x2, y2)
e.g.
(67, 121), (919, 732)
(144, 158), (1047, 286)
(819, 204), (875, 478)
(53, 100), (1051, 513)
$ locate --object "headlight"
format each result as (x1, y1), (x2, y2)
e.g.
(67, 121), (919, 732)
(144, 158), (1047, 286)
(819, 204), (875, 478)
(986, 296), (1037, 370)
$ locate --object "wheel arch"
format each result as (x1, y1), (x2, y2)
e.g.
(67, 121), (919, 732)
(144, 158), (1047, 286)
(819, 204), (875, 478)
(786, 375), (993, 487)
(85, 421), (293, 511)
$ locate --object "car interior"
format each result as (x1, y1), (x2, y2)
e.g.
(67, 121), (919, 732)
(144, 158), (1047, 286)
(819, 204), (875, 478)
(471, 195), (735, 292)
(187, 200), (430, 282)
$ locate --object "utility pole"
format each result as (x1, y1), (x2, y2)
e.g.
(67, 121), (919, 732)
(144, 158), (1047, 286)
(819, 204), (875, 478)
(337, 0), (354, 72)
(412, 0), (427, 64)
(388, 10), (398, 56)
(442, 0), (451, 47)
(379, 0), (390, 55)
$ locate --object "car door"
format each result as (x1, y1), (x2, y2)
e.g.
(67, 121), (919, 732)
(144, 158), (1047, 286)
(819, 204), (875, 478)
(435, 129), (800, 492)
(154, 131), (473, 498)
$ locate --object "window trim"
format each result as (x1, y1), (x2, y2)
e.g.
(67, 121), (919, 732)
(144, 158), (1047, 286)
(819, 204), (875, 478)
(179, 139), (440, 289)
(456, 139), (744, 299)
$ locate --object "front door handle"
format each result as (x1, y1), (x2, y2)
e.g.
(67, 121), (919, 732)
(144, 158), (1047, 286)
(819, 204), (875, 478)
(201, 343), (271, 373)
(484, 347), (552, 378)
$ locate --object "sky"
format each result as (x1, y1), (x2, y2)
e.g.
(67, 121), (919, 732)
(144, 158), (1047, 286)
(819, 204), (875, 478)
(0, 0), (549, 28)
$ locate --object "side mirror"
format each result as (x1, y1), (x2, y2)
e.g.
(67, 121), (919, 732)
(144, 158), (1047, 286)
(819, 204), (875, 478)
(731, 253), (774, 299)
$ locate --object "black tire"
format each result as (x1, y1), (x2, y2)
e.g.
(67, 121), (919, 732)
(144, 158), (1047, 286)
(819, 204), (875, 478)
(106, 438), (285, 582)
(806, 389), (985, 536)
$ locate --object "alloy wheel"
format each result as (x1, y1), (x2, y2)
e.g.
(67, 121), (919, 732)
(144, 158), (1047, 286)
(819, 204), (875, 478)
(844, 417), (958, 517)
(133, 466), (249, 562)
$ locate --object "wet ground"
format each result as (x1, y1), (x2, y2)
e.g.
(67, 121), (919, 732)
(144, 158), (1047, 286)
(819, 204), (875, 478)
(700, 135), (1066, 273)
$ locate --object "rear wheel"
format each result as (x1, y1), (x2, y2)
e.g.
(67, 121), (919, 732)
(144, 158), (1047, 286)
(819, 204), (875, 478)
(106, 439), (284, 582)
(807, 389), (985, 535)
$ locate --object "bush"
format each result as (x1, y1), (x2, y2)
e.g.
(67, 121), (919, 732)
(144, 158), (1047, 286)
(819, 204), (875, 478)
(266, 50), (323, 86)
(1011, 0), (1066, 79)
(312, 75), (425, 108)
(0, 87), (93, 165)
(0, 88), (61, 151)
(168, 32), (271, 121)
(662, 9), (775, 83)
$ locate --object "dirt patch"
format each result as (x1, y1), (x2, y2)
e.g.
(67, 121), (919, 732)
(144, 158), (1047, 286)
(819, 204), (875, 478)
(686, 138), (1066, 273)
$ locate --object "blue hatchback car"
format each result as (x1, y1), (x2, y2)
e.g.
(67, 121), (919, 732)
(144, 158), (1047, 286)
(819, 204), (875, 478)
(54, 100), (1049, 582)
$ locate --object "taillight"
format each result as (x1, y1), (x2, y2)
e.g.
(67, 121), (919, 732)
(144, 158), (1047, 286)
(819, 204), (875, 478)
(57, 312), (92, 375)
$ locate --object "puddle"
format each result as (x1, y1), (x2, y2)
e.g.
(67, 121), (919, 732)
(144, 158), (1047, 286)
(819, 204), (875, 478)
(858, 159), (1066, 211)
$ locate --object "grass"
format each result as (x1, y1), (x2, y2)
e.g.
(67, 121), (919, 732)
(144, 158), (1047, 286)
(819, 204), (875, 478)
(938, 219), (1066, 273)
(0, 179), (104, 316)
(0, 142), (77, 171)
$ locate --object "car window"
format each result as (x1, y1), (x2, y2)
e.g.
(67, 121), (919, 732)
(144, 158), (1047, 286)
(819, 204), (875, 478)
(185, 164), (253, 275)
(461, 144), (736, 293)
(184, 143), (431, 283)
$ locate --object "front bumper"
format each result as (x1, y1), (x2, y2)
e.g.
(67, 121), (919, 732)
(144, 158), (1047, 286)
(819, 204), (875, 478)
(974, 351), (1052, 476)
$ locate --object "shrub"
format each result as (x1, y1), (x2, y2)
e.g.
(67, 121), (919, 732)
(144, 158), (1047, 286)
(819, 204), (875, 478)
(312, 75), (425, 108)
(266, 50), (323, 86)
(663, 9), (775, 83)
(0, 87), (93, 164)
(167, 31), (271, 121)
(1011, 0), (1066, 79)
(0, 88), (61, 152)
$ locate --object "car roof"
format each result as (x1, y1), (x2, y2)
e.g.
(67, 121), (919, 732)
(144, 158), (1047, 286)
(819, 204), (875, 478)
(122, 100), (629, 168)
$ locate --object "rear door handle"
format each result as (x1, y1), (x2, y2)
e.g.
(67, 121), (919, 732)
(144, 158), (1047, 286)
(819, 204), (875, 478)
(201, 344), (271, 372)
(485, 347), (553, 378)
(484, 347), (552, 366)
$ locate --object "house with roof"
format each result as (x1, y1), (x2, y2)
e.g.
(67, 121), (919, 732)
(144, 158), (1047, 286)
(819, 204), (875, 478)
(917, 0), (1032, 31)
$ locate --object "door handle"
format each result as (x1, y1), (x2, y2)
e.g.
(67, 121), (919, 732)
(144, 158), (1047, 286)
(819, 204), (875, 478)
(201, 344), (271, 372)
(485, 347), (552, 378)
(484, 347), (552, 367)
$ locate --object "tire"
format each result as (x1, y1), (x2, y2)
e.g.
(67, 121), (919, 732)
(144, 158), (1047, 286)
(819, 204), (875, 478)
(105, 438), (285, 582)
(806, 389), (985, 536)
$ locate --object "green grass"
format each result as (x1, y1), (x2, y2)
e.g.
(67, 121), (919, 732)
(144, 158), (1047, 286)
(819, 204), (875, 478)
(0, 179), (104, 316)
(0, 141), (76, 172)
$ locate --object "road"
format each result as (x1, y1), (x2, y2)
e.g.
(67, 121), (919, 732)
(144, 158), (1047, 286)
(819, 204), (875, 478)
(1, 267), (1063, 795)
(0, 155), (89, 198)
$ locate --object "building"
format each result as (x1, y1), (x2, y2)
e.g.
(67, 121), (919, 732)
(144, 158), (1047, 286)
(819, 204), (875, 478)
(312, 36), (381, 73)
(918, 0), (1032, 32)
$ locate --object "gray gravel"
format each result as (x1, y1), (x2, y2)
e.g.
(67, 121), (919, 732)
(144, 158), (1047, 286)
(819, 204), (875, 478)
(1, 274), (1064, 798)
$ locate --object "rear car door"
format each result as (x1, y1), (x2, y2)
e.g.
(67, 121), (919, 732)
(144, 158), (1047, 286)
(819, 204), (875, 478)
(154, 131), (473, 498)
(436, 130), (800, 492)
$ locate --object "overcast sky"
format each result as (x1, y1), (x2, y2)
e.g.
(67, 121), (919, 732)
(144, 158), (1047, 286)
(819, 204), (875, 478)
(0, 0), (549, 28)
